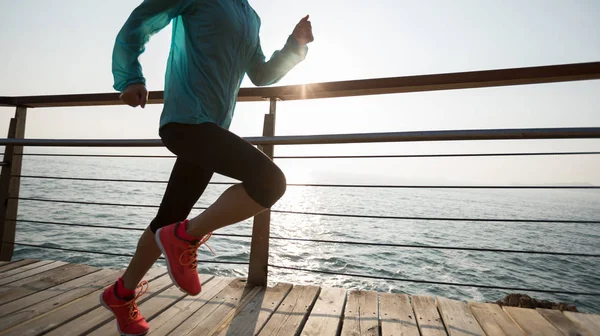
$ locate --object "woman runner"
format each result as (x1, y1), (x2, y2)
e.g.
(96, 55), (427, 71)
(99, 1), (313, 334)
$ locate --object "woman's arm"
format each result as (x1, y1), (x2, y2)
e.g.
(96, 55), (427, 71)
(246, 16), (314, 86)
(112, 0), (193, 92)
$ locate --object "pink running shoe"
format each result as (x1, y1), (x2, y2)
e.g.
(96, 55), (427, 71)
(100, 280), (149, 336)
(155, 220), (213, 295)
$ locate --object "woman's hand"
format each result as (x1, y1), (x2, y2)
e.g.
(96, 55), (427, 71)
(120, 83), (149, 108)
(292, 15), (314, 46)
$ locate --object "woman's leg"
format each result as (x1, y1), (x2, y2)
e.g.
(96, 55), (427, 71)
(101, 156), (213, 335)
(121, 158), (213, 290)
(159, 122), (287, 239)
(153, 122), (286, 294)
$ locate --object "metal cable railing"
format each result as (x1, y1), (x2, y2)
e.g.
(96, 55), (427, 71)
(2, 62), (600, 301)
(2, 128), (600, 148)
(12, 174), (600, 189)
(6, 239), (598, 296)
(6, 218), (600, 258)
(6, 150), (600, 159)
(267, 264), (600, 296)
(7, 241), (599, 296)
(7, 242), (248, 265)
(11, 197), (600, 224)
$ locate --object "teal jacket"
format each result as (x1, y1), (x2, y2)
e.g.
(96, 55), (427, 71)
(112, 0), (308, 129)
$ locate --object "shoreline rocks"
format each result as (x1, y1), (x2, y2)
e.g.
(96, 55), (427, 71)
(492, 294), (578, 312)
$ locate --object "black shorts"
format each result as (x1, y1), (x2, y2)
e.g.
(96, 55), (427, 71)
(149, 122), (286, 233)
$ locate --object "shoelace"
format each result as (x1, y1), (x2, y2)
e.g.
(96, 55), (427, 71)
(110, 280), (149, 321)
(179, 232), (215, 270)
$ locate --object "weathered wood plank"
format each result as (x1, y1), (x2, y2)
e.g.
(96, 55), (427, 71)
(340, 290), (379, 336)
(191, 285), (263, 335)
(564, 311), (600, 336)
(436, 297), (485, 336)
(148, 277), (234, 335)
(88, 274), (214, 336)
(379, 293), (419, 336)
(301, 287), (347, 336)
(504, 306), (563, 336)
(0, 263), (98, 305)
(468, 302), (524, 336)
(259, 285), (321, 336)
(412, 295), (447, 336)
(0, 269), (120, 332)
(214, 283), (293, 336)
(0, 267), (165, 336)
(0, 268), (114, 318)
(0, 260), (55, 279)
(0, 260), (38, 273)
(45, 272), (174, 336)
(169, 279), (261, 335)
(0, 260), (66, 286)
(537, 308), (594, 336)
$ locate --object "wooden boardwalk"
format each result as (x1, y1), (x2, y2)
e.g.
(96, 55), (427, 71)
(0, 260), (598, 336)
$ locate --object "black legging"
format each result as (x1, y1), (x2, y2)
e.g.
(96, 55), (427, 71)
(149, 122), (286, 233)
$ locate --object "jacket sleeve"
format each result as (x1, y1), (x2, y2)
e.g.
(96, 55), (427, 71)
(112, 0), (193, 92)
(246, 33), (309, 87)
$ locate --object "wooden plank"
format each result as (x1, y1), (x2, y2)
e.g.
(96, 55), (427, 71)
(0, 260), (39, 274)
(564, 311), (600, 336)
(148, 277), (233, 335)
(380, 293), (419, 336)
(87, 274), (214, 336)
(412, 295), (447, 336)
(537, 308), (594, 336)
(45, 271), (174, 336)
(215, 283), (293, 336)
(0, 260), (67, 286)
(168, 279), (261, 335)
(190, 285), (263, 335)
(0, 268), (113, 318)
(469, 302), (524, 336)
(301, 287), (347, 336)
(0, 267), (166, 336)
(0, 263), (98, 305)
(0, 260), (55, 279)
(436, 297), (485, 336)
(258, 285), (320, 336)
(0, 269), (120, 332)
(503, 306), (563, 336)
(340, 289), (379, 336)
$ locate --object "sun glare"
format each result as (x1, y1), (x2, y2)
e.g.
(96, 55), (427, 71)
(286, 35), (355, 85)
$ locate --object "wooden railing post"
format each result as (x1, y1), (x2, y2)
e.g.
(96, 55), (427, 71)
(0, 107), (27, 261)
(247, 98), (277, 286)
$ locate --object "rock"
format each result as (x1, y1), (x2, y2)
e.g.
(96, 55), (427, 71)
(492, 293), (578, 312)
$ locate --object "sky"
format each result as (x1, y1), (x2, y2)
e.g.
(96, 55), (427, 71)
(0, 0), (599, 185)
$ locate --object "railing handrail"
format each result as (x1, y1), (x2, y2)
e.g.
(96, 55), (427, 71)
(1, 127), (600, 147)
(1, 61), (599, 108)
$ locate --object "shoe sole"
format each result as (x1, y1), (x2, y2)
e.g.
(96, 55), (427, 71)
(99, 292), (148, 336)
(155, 228), (200, 296)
